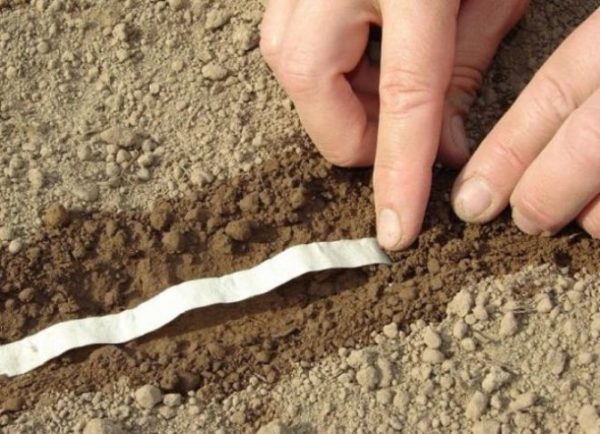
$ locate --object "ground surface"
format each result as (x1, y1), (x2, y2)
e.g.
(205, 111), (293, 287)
(1, 0), (599, 433)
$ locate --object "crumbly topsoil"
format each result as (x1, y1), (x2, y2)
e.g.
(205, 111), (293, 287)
(1, 0), (600, 431)
(1, 149), (599, 415)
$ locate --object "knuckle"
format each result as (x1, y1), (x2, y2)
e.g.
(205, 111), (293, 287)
(379, 67), (438, 118)
(259, 28), (281, 67)
(563, 109), (600, 168)
(488, 136), (529, 173)
(515, 194), (559, 232)
(277, 53), (319, 96)
(528, 71), (577, 124)
(451, 64), (484, 97)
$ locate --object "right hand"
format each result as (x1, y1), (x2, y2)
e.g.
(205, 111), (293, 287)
(260, 0), (529, 250)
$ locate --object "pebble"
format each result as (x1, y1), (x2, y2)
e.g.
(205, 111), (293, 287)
(578, 405), (600, 433)
(376, 389), (393, 405)
(225, 219), (253, 242)
(168, 0), (186, 11)
(356, 365), (381, 390)
(0, 226), (13, 241)
(499, 312), (519, 337)
(509, 392), (537, 412)
(99, 126), (138, 148)
(482, 367), (510, 393)
(205, 9), (232, 30)
(466, 391), (489, 420)
(421, 348), (445, 364)
(448, 290), (473, 317)
(201, 63), (229, 81)
(158, 406), (176, 419)
(77, 144), (93, 161)
(73, 185), (100, 202)
(453, 319), (469, 339)
(423, 327), (442, 349)
(472, 420), (500, 434)
(461, 338), (477, 352)
(550, 351), (568, 375)
(27, 168), (44, 188)
(134, 385), (163, 409)
(256, 420), (291, 434)
(536, 293), (554, 313)
(382, 322), (399, 339)
(83, 419), (123, 434)
(8, 238), (23, 253)
(163, 393), (182, 407)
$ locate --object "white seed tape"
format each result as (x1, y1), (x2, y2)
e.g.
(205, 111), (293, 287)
(0, 238), (390, 377)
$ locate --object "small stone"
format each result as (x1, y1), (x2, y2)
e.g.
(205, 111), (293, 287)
(0, 226), (13, 241)
(256, 420), (291, 434)
(137, 154), (154, 167)
(77, 144), (93, 161)
(8, 238), (22, 254)
(135, 385), (163, 409)
(550, 350), (568, 375)
(27, 168), (44, 188)
(149, 83), (161, 95)
(509, 392), (537, 412)
(2, 397), (24, 412)
(112, 23), (129, 42)
(393, 390), (410, 410)
(73, 185), (100, 202)
(536, 293), (554, 313)
(578, 405), (600, 433)
(461, 338), (477, 352)
(376, 389), (393, 405)
(158, 406), (176, 419)
(356, 365), (381, 390)
(205, 9), (231, 30)
(99, 126), (138, 148)
(499, 312), (519, 337)
(239, 192), (261, 214)
(83, 418), (123, 434)
(162, 229), (184, 253)
(472, 420), (500, 434)
(115, 149), (130, 164)
(422, 327), (442, 349)
(201, 63), (229, 81)
(171, 59), (184, 72)
(18, 287), (35, 303)
(168, 0), (186, 11)
(466, 391), (489, 420)
(473, 305), (489, 321)
(482, 367), (510, 393)
(382, 322), (398, 339)
(225, 220), (253, 242)
(422, 348), (445, 364)
(37, 40), (50, 54)
(137, 168), (151, 181)
(427, 258), (441, 274)
(578, 352), (594, 366)
(163, 393), (182, 407)
(447, 290), (473, 317)
(42, 203), (70, 228)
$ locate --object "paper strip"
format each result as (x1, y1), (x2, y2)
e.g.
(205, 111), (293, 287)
(0, 238), (389, 377)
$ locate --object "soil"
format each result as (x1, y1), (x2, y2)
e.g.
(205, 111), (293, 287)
(1, 0), (599, 432)
(1, 148), (599, 415)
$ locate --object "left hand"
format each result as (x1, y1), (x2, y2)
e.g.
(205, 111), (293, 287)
(452, 8), (600, 239)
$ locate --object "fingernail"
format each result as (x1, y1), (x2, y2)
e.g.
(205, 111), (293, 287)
(377, 208), (402, 250)
(454, 177), (493, 221)
(512, 208), (543, 235)
(451, 115), (470, 158)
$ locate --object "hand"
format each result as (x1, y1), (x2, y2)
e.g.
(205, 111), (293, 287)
(452, 9), (600, 239)
(260, 0), (529, 250)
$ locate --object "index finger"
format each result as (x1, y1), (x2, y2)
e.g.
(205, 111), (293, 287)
(374, 0), (459, 250)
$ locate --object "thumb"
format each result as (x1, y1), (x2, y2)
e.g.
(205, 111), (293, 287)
(438, 0), (530, 169)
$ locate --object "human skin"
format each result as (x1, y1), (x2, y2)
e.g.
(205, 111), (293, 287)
(260, 1), (600, 250)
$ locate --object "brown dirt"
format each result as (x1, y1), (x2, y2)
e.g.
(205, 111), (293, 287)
(1, 146), (599, 415)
